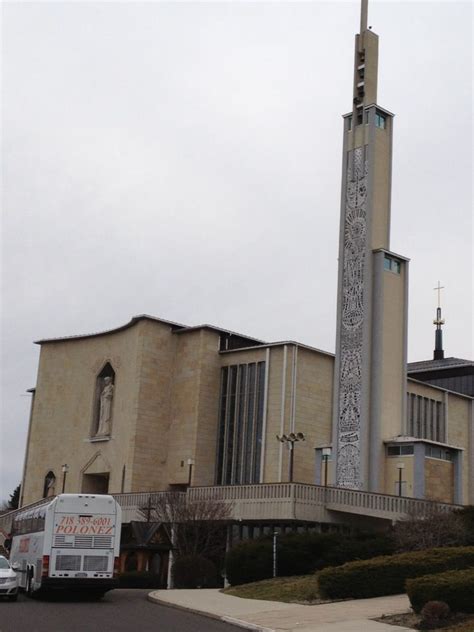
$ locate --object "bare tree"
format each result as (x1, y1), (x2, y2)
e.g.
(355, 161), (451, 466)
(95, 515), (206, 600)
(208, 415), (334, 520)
(393, 506), (468, 552)
(139, 492), (233, 559)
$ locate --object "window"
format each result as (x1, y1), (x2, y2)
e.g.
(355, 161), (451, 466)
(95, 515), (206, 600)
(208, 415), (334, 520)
(407, 394), (446, 442)
(347, 116), (352, 131)
(364, 110), (369, 124)
(375, 111), (386, 129)
(427, 446), (453, 461)
(384, 255), (401, 274)
(216, 361), (266, 485)
(387, 445), (414, 457)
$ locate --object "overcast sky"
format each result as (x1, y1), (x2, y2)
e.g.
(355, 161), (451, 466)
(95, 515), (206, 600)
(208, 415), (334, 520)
(1, 1), (472, 500)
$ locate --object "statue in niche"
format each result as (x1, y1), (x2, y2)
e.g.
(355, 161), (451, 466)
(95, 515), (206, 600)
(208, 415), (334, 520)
(96, 376), (114, 436)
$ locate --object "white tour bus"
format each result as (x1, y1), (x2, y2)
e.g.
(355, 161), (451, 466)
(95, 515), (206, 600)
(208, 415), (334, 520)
(10, 494), (121, 597)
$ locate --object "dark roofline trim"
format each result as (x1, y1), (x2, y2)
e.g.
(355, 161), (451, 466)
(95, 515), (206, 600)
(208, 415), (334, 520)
(34, 314), (266, 346)
(408, 359), (473, 373)
(220, 341), (335, 358)
(34, 314), (186, 345)
(173, 324), (265, 344)
(407, 377), (473, 401)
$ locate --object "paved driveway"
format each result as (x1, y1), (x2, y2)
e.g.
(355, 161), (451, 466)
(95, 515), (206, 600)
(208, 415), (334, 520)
(0, 589), (240, 632)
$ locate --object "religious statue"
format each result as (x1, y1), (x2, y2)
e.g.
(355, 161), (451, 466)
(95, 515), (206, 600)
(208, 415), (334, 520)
(96, 376), (114, 436)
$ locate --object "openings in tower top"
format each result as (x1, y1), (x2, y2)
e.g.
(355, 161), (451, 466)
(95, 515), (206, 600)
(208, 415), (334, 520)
(354, 49), (366, 125)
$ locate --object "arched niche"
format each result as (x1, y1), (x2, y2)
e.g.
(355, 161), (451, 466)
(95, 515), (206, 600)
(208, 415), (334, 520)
(43, 471), (56, 498)
(91, 362), (116, 437)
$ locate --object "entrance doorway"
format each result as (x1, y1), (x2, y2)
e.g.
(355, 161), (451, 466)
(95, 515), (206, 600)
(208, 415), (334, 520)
(82, 473), (109, 494)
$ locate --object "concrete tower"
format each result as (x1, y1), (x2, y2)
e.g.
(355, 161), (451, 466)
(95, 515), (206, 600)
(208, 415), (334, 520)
(332, 0), (409, 492)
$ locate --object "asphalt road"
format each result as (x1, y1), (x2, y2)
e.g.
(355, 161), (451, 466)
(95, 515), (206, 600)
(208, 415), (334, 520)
(0, 589), (241, 632)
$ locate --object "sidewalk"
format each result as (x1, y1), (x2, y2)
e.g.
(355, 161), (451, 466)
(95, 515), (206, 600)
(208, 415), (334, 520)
(148, 588), (413, 632)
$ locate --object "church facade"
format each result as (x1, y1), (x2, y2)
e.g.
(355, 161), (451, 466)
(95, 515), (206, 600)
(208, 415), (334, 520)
(20, 313), (473, 509)
(18, 0), (474, 517)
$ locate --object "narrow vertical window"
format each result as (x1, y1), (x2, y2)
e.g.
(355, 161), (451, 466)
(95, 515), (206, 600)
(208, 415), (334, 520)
(253, 362), (266, 483)
(215, 367), (228, 485)
(225, 367), (238, 484)
(375, 111), (386, 129)
(233, 365), (247, 484)
(244, 363), (256, 484)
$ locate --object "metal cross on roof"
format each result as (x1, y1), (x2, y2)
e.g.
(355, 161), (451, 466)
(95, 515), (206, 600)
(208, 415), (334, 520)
(433, 281), (445, 309)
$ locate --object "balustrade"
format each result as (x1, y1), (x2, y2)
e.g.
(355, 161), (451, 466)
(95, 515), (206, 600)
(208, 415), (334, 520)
(0, 483), (461, 538)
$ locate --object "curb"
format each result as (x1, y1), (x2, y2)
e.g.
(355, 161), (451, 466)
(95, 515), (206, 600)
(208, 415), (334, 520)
(147, 592), (275, 632)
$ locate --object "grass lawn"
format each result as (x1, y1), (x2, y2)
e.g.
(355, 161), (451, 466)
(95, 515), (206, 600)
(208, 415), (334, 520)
(223, 574), (322, 604)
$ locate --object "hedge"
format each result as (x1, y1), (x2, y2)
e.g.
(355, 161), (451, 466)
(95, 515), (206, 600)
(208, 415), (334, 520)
(318, 546), (474, 600)
(407, 568), (474, 614)
(225, 532), (394, 586)
(172, 555), (218, 588)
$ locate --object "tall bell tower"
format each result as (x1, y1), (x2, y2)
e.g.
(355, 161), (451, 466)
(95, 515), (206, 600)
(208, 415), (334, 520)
(332, 0), (409, 492)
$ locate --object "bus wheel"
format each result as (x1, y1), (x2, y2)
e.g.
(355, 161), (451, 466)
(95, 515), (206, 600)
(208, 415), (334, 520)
(8, 594), (18, 602)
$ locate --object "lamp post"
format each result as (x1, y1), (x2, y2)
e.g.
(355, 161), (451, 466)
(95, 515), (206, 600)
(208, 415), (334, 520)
(272, 530), (278, 578)
(187, 458), (195, 487)
(396, 462), (405, 497)
(276, 433), (305, 482)
(322, 447), (332, 487)
(61, 464), (69, 493)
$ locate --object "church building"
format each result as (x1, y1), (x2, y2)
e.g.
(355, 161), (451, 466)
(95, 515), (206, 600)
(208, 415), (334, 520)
(15, 0), (474, 521)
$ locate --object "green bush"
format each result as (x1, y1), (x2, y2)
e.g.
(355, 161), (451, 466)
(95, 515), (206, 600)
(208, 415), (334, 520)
(456, 506), (474, 545)
(318, 546), (474, 600)
(118, 570), (160, 588)
(172, 555), (218, 588)
(225, 539), (273, 586)
(407, 569), (474, 614)
(225, 532), (394, 586)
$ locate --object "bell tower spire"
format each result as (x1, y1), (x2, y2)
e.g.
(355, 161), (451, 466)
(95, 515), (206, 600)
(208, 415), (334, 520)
(360, 0), (368, 33)
(332, 0), (410, 492)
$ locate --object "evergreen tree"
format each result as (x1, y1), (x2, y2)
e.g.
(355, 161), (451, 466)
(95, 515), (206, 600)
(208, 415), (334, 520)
(7, 483), (21, 510)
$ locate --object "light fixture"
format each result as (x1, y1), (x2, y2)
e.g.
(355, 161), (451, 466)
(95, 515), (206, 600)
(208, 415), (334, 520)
(275, 432), (306, 482)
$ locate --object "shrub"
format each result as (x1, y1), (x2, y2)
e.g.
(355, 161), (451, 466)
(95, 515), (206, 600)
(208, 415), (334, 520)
(172, 554), (218, 588)
(456, 506), (474, 545)
(225, 531), (394, 586)
(393, 507), (468, 552)
(318, 546), (474, 600)
(118, 570), (160, 588)
(418, 601), (450, 629)
(407, 568), (474, 614)
(225, 539), (273, 586)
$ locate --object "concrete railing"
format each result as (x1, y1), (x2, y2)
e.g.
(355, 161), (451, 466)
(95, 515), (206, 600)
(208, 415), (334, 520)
(322, 485), (457, 520)
(0, 484), (462, 542)
(112, 491), (185, 523)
